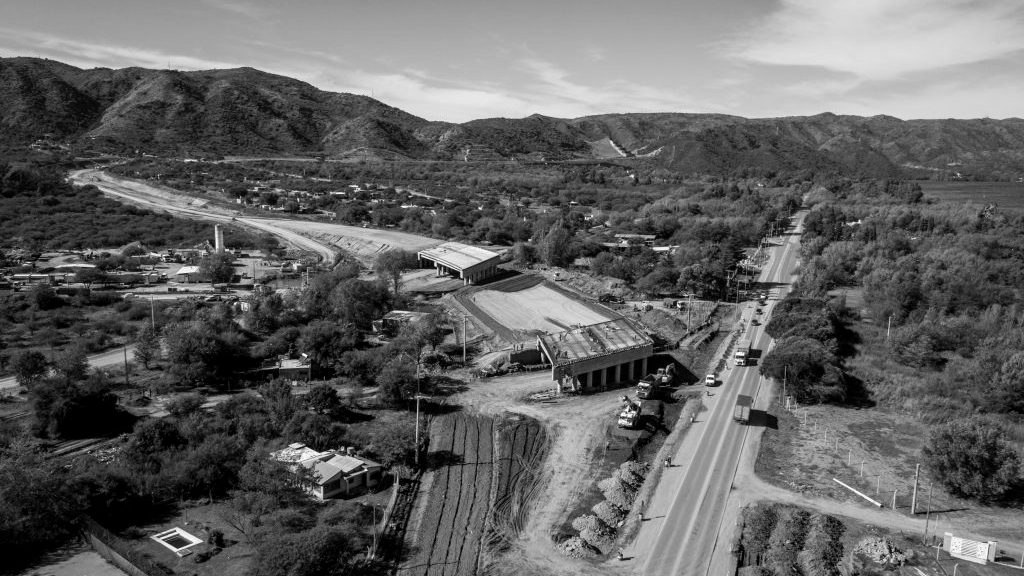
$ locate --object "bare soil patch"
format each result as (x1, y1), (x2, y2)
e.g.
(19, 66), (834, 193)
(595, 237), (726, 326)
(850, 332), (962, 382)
(756, 404), (1024, 543)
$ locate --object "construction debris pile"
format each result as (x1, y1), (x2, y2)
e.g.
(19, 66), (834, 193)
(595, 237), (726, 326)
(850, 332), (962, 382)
(854, 536), (908, 565)
(556, 535), (601, 559)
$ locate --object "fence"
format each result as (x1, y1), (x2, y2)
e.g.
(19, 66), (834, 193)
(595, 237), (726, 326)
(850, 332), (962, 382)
(81, 516), (170, 576)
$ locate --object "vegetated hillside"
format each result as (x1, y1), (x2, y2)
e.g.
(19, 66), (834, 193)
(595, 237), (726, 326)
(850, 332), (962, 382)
(0, 57), (437, 158)
(3, 57), (1024, 178)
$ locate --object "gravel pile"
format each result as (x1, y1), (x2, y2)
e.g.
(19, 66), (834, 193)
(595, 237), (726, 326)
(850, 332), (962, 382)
(854, 536), (907, 565)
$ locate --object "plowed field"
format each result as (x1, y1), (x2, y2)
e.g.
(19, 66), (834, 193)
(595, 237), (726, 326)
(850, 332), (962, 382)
(400, 413), (547, 576)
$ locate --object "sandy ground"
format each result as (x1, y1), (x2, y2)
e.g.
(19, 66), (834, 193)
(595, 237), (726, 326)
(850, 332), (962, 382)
(469, 285), (614, 336)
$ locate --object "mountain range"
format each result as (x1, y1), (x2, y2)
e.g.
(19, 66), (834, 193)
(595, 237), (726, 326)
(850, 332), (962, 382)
(3, 57), (1023, 178)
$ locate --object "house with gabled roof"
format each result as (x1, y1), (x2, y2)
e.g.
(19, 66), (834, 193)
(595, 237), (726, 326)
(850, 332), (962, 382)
(271, 443), (383, 500)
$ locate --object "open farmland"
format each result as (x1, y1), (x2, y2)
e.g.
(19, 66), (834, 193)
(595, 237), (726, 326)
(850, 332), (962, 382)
(920, 180), (1024, 211)
(455, 274), (619, 342)
(400, 413), (547, 576)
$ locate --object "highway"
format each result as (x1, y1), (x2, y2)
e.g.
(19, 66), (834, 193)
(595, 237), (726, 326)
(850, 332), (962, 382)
(627, 211), (806, 576)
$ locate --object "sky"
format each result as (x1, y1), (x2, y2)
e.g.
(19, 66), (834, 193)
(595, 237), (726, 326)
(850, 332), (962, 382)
(1, 0), (1022, 122)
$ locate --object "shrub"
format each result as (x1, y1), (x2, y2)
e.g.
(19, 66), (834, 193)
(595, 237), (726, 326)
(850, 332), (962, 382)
(740, 504), (779, 564)
(765, 508), (810, 576)
(923, 418), (1021, 501)
(798, 514), (845, 576)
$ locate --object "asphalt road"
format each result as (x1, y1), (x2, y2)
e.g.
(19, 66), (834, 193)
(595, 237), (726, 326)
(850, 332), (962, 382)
(0, 345), (136, 391)
(630, 212), (806, 576)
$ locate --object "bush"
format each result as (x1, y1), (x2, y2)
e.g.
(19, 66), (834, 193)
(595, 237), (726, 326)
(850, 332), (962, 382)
(765, 508), (810, 576)
(740, 504), (779, 564)
(923, 418), (1021, 502)
(798, 514), (845, 576)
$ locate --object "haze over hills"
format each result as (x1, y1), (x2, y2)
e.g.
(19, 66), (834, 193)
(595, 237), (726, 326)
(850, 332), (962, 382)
(3, 57), (1023, 178)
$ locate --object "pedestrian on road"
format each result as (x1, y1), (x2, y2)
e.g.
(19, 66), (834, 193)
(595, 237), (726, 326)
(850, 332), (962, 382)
(690, 415), (695, 424)
(617, 551), (625, 561)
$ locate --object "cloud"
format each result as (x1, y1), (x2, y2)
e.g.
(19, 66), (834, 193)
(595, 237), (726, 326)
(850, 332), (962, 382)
(0, 28), (240, 71)
(196, 0), (271, 21)
(727, 0), (1024, 81)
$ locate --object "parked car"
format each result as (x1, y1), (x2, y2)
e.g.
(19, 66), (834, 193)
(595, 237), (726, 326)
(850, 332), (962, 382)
(705, 374), (716, 386)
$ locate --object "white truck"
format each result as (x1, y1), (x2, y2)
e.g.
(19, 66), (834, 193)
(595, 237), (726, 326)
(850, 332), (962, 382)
(734, 338), (752, 366)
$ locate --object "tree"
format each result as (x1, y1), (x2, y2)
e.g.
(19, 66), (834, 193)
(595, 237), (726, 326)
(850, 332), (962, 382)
(51, 345), (88, 383)
(199, 252), (236, 285)
(376, 357), (417, 407)
(163, 320), (244, 387)
(0, 440), (82, 566)
(74, 267), (106, 288)
(759, 337), (846, 403)
(134, 324), (161, 369)
(298, 321), (361, 377)
(374, 249), (417, 298)
(12, 351), (47, 388)
(305, 384), (341, 416)
(923, 418), (1020, 501)
(982, 352), (1024, 414)
(537, 223), (572, 267)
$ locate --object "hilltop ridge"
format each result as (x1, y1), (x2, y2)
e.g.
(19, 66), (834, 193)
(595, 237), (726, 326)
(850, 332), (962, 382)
(3, 57), (1024, 178)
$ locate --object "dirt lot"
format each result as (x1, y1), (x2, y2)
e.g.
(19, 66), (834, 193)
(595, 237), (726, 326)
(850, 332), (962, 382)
(756, 404), (1024, 544)
(453, 274), (619, 344)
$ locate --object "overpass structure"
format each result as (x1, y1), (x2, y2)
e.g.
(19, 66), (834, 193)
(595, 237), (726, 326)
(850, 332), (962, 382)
(417, 242), (501, 286)
(536, 318), (653, 392)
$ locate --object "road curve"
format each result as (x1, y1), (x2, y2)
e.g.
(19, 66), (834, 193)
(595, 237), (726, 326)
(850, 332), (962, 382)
(68, 169), (338, 264)
(626, 212), (806, 576)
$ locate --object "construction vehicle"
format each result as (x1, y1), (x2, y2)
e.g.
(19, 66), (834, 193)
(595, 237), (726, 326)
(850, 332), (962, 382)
(636, 366), (676, 399)
(617, 396), (642, 429)
(734, 395), (753, 424)
(734, 338), (752, 366)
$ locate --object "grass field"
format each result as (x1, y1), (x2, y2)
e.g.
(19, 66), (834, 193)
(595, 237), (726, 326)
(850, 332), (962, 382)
(920, 181), (1024, 211)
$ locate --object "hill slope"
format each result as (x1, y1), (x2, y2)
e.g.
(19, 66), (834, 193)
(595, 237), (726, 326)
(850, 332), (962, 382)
(2, 57), (1023, 178)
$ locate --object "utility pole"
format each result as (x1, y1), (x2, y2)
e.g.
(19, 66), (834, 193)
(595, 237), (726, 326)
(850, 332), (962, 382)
(149, 293), (156, 329)
(783, 366), (787, 408)
(891, 489), (898, 509)
(924, 482), (933, 540)
(887, 314), (893, 339)
(911, 464), (920, 514)
(462, 315), (467, 363)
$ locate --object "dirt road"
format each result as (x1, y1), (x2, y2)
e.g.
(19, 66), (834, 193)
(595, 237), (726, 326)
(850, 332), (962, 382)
(0, 346), (135, 392)
(68, 170), (441, 265)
